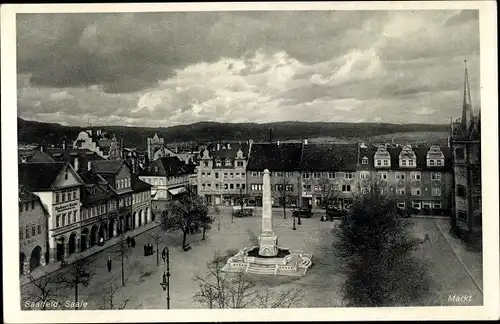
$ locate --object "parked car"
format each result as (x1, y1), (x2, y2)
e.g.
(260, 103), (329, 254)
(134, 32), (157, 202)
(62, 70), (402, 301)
(232, 206), (254, 217)
(292, 207), (313, 218)
(325, 206), (348, 221)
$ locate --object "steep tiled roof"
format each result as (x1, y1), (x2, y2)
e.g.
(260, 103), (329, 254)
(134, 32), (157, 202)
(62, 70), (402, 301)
(132, 176), (152, 191)
(247, 143), (302, 171)
(44, 148), (105, 171)
(301, 144), (358, 171)
(18, 162), (68, 191)
(90, 160), (126, 174)
(139, 156), (190, 177)
(18, 150), (56, 163)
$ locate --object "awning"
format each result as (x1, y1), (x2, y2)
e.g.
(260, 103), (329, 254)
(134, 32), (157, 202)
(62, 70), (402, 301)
(168, 187), (186, 196)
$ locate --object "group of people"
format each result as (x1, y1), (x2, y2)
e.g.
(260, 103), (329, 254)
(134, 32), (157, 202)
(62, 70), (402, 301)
(126, 236), (136, 247)
(144, 243), (154, 256)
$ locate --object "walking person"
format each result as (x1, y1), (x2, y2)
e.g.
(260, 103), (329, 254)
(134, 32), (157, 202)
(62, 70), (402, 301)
(144, 244), (147, 256)
(126, 236), (131, 247)
(131, 237), (136, 247)
(107, 256), (112, 272)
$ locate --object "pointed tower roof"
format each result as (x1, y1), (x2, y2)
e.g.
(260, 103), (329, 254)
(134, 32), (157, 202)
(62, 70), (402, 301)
(462, 60), (474, 130)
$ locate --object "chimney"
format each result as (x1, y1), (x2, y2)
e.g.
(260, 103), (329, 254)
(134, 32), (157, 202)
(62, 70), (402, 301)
(87, 161), (92, 171)
(303, 138), (308, 145)
(277, 140), (280, 146)
(62, 138), (67, 150)
(227, 143), (231, 149)
(74, 157), (79, 171)
(217, 143), (221, 151)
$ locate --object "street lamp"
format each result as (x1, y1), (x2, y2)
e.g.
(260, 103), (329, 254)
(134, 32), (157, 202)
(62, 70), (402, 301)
(160, 247), (171, 309)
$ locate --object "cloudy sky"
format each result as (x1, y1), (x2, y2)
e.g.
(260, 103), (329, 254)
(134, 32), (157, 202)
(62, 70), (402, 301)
(17, 10), (480, 127)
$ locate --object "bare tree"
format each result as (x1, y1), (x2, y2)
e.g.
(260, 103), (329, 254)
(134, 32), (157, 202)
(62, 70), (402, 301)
(212, 206), (222, 231)
(22, 273), (59, 310)
(318, 177), (339, 209)
(110, 234), (132, 286)
(233, 186), (250, 222)
(54, 254), (95, 310)
(273, 176), (296, 219)
(98, 281), (130, 310)
(193, 253), (305, 309)
(149, 229), (163, 266)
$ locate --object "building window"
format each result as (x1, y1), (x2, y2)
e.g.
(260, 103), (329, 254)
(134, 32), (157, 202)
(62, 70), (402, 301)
(202, 184), (206, 190)
(397, 188), (405, 195)
(429, 160), (435, 166)
(203, 161), (209, 167)
(251, 184), (262, 191)
(56, 193), (60, 203)
(242, 184), (246, 190)
(436, 160), (443, 166)
(62, 213), (67, 226)
(328, 172), (335, 179)
(56, 216), (60, 228)
(224, 183), (228, 190)
(302, 172), (310, 179)
(236, 183), (240, 189)
(342, 184), (351, 192)
(26, 226), (30, 238)
(20, 230), (23, 240)
(215, 172), (219, 179)
(412, 201), (421, 210)
(402, 160), (407, 166)
(411, 188), (421, 196)
(62, 192), (66, 203)
(431, 172), (441, 180)
(314, 185), (321, 192)
(422, 201), (431, 210)
(433, 202), (442, 209)
(230, 173), (234, 178)
(395, 172), (405, 180)
(207, 183), (212, 188)
(377, 172), (387, 180)
(302, 184), (312, 191)
(237, 161), (244, 167)
(455, 147), (465, 160)
(345, 172), (354, 179)
(410, 172), (421, 180)
(383, 160), (388, 166)
(408, 160), (414, 166)
(362, 157), (368, 165)
(32, 226), (36, 236)
(457, 210), (467, 221)
(230, 184), (234, 190)
(376, 160), (382, 166)
(73, 210), (77, 222)
(456, 185), (466, 198)
(215, 183), (220, 189)
(313, 172), (321, 179)
(215, 160), (222, 167)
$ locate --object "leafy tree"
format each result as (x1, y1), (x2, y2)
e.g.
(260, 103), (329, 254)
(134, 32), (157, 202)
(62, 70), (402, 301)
(162, 190), (210, 248)
(273, 176), (297, 219)
(333, 179), (430, 306)
(193, 253), (304, 308)
(54, 254), (95, 310)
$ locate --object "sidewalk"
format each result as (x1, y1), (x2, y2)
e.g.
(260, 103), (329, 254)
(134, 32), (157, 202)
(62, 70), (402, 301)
(21, 221), (159, 286)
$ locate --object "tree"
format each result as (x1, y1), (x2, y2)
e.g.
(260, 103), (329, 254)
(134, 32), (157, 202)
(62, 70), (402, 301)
(54, 254), (95, 310)
(199, 210), (213, 241)
(193, 253), (305, 309)
(98, 281), (130, 310)
(162, 190), (210, 248)
(332, 179), (430, 307)
(110, 234), (132, 286)
(273, 176), (297, 219)
(233, 186), (249, 222)
(22, 273), (59, 310)
(149, 229), (163, 266)
(318, 177), (340, 209)
(212, 206), (222, 231)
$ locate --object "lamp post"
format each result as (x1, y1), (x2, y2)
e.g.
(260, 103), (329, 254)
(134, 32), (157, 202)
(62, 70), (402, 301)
(160, 247), (170, 309)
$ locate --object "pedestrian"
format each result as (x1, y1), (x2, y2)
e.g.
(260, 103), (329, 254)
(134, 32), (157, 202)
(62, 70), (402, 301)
(107, 256), (112, 272)
(126, 236), (131, 247)
(99, 237), (104, 246)
(148, 243), (153, 256)
(143, 244), (147, 256)
(131, 237), (136, 247)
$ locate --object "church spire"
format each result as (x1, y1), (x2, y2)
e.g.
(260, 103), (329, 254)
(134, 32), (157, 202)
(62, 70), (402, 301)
(462, 60), (473, 130)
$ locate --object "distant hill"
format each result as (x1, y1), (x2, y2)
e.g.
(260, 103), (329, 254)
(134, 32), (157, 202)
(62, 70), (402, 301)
(17, 117), (449, 149)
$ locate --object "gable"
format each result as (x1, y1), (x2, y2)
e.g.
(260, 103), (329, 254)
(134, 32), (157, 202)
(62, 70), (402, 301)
(53, 165), (83, 189)
(117, 163), (131, 179)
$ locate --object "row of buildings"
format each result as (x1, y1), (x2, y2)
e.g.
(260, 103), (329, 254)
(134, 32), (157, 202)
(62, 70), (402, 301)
(196, 141), (454, 213)
(18, 147), (154, 275)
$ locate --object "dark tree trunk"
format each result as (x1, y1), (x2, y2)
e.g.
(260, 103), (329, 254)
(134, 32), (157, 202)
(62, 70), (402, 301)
(202, 227), (206, 240)
(182, 230), (187, 247)
(156, 244), (159, 266)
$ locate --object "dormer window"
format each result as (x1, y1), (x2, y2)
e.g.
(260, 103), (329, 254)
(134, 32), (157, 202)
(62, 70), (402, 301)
(408, 160), (414, 166)
(402, 160), (407, 166)
(225, 159), (232, 167)
(374, 145), (391, 168)
(361, 157), (368, 165)
(427, 145), (445, 167)
(215, 160), (222, 167)
(383, 160), (388, 166)
(377, 160), (382, 166)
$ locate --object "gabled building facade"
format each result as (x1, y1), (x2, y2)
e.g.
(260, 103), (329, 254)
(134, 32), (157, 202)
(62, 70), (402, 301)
(18, 162), (84, 263)
(197, 143), (249, 205)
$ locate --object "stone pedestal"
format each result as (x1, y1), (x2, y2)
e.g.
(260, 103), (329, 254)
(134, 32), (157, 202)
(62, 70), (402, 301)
(258, 234), (278, 257)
